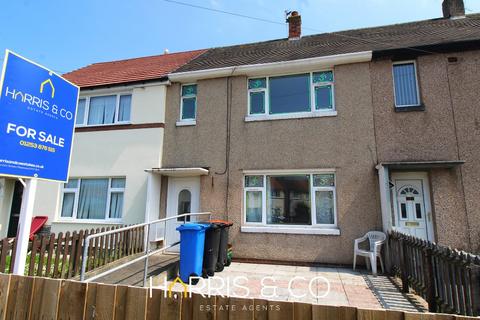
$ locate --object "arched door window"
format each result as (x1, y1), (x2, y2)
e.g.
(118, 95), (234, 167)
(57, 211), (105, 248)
(177, 189), (191, 222)
(397, 185), (423, 220)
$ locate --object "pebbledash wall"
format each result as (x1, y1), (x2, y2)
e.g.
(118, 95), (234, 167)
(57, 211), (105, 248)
(162, 50), (480, 263)
(371, 50), (480, 253)
(0, 84), (166, 237)
(162, 62), (381, 264)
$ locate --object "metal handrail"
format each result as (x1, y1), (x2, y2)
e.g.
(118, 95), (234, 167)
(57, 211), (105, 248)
(79, 212), (212, 285)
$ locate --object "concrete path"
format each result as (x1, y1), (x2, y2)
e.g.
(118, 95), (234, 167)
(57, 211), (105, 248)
(168, 262), (425, 312)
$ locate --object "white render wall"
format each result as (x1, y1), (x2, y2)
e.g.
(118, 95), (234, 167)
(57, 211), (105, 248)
(0, 178), (15, 237)
(0, 84), (167, 237)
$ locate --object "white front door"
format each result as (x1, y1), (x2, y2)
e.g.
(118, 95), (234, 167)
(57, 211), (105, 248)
(392, 172), (434, 241)
(165, 177), (200, 250)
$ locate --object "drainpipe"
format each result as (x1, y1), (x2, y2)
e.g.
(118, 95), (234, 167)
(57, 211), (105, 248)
(214, 75), (233, 221)
(376, 164), (392, 233)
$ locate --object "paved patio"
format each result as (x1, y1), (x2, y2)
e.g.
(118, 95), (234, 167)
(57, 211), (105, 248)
(167, 262), (426, 312)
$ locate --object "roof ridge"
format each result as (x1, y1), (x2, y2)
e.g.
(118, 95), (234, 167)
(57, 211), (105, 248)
(192, 15), (479, 52)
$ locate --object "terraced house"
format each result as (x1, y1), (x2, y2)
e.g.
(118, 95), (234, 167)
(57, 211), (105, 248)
(157, 0), (480, 264)
(0, 0), (478, 265)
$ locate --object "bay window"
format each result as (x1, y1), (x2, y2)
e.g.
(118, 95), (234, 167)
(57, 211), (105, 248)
(61, 177), (126, 221)
(75, 93), (132, 127)
(247, 71), (335, 120)
(244, 172), (337, 227)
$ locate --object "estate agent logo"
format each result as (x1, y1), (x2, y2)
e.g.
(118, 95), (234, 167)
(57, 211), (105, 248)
(39, 78), (55, 98)
(168, 277), (189, 298)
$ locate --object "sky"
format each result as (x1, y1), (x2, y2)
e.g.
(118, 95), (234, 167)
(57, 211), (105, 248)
(1, 0), (479, 74)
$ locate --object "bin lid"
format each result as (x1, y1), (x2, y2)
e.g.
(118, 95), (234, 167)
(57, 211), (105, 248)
(198, 222), (220, 229)
(209, 219), (233, 227)
(176, 223), (210, 231)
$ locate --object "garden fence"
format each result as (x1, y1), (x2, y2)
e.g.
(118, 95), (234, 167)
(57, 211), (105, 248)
(388, 230), (480, 317)
(0, 225), (145, 279)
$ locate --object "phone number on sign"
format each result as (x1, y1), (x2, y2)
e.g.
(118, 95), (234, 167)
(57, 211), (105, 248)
(20, 140), (56, 153)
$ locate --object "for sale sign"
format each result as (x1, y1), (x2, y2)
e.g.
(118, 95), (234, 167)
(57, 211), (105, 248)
(0, 50), (79, 182)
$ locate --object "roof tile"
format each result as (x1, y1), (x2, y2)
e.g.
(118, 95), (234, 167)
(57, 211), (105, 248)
(63, 49), (206, 88)
(174, 14), (480, 73)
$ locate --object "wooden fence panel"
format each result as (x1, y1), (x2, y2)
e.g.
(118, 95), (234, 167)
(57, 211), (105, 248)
(45, 233), (56, 277)
(227, 297), (253, 320)
(60, 232), (70, 279)
(268, 300), (293, 320)
(67, 231), (78, 279)
(252, 298), (268, 320)
(5, 275), (34, 320)
(58, 280), (87, 320)
(28, 236), (39, 276)
(160, 290), (182, 319)
(125, 286), (148, 320)
(36, 234), (48, 277)
(95, 283), (117, 320)
(181, 296), (194, 320)
(146, 288), (162, 320)
(0, 239), (9, 274)
(0, 274), (11, 320)
(294, 302), (312, 320)
(386, 310), (405, 320)
(84, 282), (97, 320)
(192, 294), (216, 320)
(30, 277), (61, 320)
(113, 285), (128, 320)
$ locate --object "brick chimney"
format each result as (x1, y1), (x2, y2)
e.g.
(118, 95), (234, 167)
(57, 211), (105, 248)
(442, 0), (465, 18)
(286, 11), (301, 40)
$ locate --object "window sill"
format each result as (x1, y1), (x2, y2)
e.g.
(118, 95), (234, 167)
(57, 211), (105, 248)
(54, 220), (124, 225)
(245, 110), (337, 122)
(176, 120), (197, 127)
(241, 226), (340, 235)
(394, 104), (425, 112)
(75, 122), (131, 129)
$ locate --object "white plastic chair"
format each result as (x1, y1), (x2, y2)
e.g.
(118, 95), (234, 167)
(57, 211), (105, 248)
(353, 231), (386, 276)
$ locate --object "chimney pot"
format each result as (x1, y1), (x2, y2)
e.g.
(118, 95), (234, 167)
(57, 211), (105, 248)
(442, 0), (465, 18)
(287, 11), (301, 40)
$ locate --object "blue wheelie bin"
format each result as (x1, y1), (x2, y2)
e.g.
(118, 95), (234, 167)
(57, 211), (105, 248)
(176, 223), (210, 283)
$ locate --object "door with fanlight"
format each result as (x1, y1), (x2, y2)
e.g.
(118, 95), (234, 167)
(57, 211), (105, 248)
(165, 177), (200, 251)
(392, 173), (434, 241)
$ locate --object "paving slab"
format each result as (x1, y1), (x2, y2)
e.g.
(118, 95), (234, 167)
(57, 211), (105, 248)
(163, 262), (425, 311)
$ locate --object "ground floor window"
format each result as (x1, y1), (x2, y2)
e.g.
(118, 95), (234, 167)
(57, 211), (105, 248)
(244, 172), (336, 227)
(61, 177), (125, 221)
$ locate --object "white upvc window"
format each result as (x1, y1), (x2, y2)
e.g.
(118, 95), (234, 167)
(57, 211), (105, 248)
(246, 71), (336, 121)
(60, 177), (126, 222)
(75, 93), (132, 127)
(392, 61), (421, 108)
(243, 171), (337, 229)
(177, 84), (197, 126)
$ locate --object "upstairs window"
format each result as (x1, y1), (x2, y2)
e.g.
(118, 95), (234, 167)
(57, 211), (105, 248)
(247, 71), (335, 120)
(248, 78), (266, 115)
(312, 71), (334, 110)
(180, 84), (197, 122)
(76, 93), (132, 127)
(393, 62), (420, 108)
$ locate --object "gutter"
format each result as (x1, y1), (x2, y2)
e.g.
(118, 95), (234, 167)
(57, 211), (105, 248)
(76, 77), (170, 92)
(168, 51), (372, 82)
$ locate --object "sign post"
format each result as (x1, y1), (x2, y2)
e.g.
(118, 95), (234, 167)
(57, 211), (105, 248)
(0, 50), (79, 275)
(12, 178), (37, 274)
